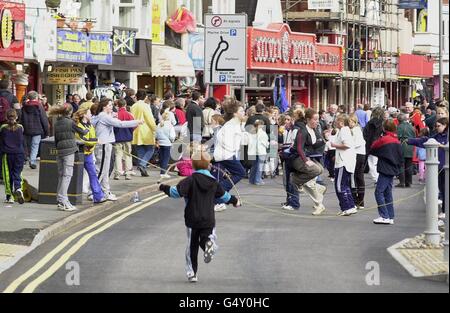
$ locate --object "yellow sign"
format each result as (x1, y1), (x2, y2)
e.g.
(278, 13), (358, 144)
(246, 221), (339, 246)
(1, 9), (13, 49)
(46, 67), (83, 85)
(152, 0), (165, 44)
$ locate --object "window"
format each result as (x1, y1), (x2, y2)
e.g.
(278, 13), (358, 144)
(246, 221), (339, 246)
(119, 0), (135, 28)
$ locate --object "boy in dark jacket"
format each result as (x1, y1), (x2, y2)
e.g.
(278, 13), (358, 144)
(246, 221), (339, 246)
(159, 151), (240, 283)
(370, 120), (403, 225)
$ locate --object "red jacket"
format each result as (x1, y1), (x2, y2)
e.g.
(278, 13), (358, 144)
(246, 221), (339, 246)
(117, 107), (134, 121)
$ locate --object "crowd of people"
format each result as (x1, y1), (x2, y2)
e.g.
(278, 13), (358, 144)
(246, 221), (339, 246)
(0, 79), (448, 227)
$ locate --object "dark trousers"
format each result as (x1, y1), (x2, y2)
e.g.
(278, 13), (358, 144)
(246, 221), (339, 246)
(335, 167), (355, 211)
(399, 157), (413, 187)
(186, 227), (213, 275)
(325, 150), (335, 178)
(351, 154), (366, 207)
(283, 162), (300, 209)
(212, 157), (246, 192)
(2, 153), (24, 195)
(159, 146), (171, 174)
(375, 173), (395, 219)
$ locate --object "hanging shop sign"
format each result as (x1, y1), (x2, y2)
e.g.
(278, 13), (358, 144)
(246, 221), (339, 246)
(87, 33), (112, 65)
(398, 0), (427, 9)
(370, 57), (397, 75)
(0, 1), (25, 62)
(45, 66), (84, 85)
(113, 27), (137, 56)
(57, 30), (112, 65)
(248, 24), (343, 74)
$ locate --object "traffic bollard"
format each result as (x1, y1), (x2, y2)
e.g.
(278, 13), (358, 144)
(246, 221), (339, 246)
(424, 139), (441, 245)
(443, 144), (449, 267)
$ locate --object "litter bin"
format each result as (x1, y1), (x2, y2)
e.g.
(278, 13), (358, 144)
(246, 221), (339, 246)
(38, 137), (84, 205)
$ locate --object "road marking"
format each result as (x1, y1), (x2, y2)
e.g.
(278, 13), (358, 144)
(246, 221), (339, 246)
(3, 193), (165, 293)
(22, 194), (167, 293)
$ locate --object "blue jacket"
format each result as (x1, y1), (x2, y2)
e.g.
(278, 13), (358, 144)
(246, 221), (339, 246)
(370, 131), (403, 176)
(408, 132), (448, 170)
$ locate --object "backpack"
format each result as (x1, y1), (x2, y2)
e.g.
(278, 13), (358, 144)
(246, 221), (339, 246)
(0, 93), (13, 123)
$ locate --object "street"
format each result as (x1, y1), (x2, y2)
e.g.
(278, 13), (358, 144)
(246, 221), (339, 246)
(0, 176), (447, 293)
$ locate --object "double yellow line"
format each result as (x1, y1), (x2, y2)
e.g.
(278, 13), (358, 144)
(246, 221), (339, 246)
(3, 193), (167, 293)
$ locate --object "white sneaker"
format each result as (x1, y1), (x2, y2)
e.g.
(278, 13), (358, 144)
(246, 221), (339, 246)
(126, 170), (138, 177)
(87, 194), (94, 201)
(160, 174), (171, 179)
(57, 203), (78, 212)
(106, 193), (118, 201)
(282, 204), (295, 211)
(389, 219), (395, 225)
(345, 207), (358, 215)
(214, 203), (227, 212)
(438, 213), (446, 220)
(188, 274), (198, 283)
(373, 217), (391, 225)
(4, 197), (14, 204)
(312, 205), (326, 216)
(14, 189), (24, 204)
(357, 206), (365, 210)
(438, 219), (445, 227)
(204, 240), (215, 264)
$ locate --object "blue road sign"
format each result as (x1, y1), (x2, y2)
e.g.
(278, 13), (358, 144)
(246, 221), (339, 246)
(219, 75), (227, 82)
(230, 29), (237, 36)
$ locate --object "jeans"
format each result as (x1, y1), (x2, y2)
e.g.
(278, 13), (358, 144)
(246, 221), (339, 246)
(57, 153), (74, 205)
(85, 153), (105, 203)
(249, 155), (265, 184)
(375, 173), (394, 219)
(26, 135), (41, 166)
(159, 146), (171, 174)
(283, 162), (300, 209)
(212, 157), (246, 192)
(136, 145), (155, 168)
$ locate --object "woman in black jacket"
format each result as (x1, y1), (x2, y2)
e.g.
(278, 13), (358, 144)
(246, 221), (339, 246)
(363, 107), (385, 183)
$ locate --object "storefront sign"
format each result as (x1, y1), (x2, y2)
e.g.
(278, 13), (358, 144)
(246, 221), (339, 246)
(25, 8), (57, 70)
(87, 33), (112, 65)
(0, 1), (25, 62)
(45, 67), (83, 85)
(187, 30), (204, 70)
(57, 29), (88, 62)
(152, 0), (165, 44)
(248, 24), (343, 74)
(398, 54), (433, 78)
(113, 27), (137, 56)
(372, 87), (385, 108)
(398, 0), (427, 9)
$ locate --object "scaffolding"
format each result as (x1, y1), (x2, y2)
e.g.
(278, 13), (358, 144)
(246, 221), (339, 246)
(282, 0), (401, 110)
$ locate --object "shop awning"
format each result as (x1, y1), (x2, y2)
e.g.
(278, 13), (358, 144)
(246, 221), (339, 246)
(398, 54), (433, 78)
(151, 45), (195, 77)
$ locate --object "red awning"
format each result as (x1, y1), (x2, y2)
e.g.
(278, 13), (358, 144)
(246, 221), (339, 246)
(398, 54), (434, 78)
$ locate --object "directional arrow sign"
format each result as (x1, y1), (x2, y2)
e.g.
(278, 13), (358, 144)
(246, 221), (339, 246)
(204, 14), (247, 85)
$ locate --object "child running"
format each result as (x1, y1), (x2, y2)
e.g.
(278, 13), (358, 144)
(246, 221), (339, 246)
(0, 109), (25, 204)
(158, 150), (240, 283)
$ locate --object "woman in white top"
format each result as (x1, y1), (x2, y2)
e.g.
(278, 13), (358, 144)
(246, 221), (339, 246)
(349, 113), (366, 210)
(156, 111), (176, 178)
(331, 114), (357, 216)
(248, 120), (269, 185)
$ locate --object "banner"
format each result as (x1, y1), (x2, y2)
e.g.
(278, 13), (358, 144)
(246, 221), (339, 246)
(0, 1), (25, 62)
(87, 33), (112, 65)
(152, 0), (165, 44)
(187, 30), (204, 70)
(57, 29), (88, 62)
(308, 0), (338, 10)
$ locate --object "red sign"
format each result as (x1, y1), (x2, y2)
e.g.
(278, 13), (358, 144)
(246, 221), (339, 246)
(248, 24), (342, 74)
(0, 1), (25, 62)
(398, 53), (433, 78)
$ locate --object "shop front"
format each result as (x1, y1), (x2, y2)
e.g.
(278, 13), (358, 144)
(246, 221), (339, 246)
(398, 53), (434, 104)
(245, 23), (342, 110)
(0, 1), (25, 99)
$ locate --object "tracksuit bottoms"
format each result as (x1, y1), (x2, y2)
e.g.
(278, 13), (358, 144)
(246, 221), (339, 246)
(185, 227), (217, 277)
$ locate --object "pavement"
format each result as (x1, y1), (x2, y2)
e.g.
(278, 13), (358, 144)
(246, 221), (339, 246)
(0, 162), (181, 274)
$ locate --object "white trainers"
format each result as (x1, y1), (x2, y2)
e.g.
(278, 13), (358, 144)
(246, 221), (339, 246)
(438, 213), (446, 220)
(57, 203), (78, 212)
(87, 194), (94, 201)
(188, 274), (198, 283)
(106, 193), (118, 201)
(438, 219), (445, 228)
(214, 203), (227, 212)
(4, 197), (14, 204)
(312, 205), (326, 216)
(346, 207), (358, 215)
(160, 174), (171, 179)
(282, 204), (295, 211)
(373, 217), (391, 225)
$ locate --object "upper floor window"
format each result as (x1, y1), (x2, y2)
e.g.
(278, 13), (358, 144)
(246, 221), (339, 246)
(119, 0), (135, 28)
